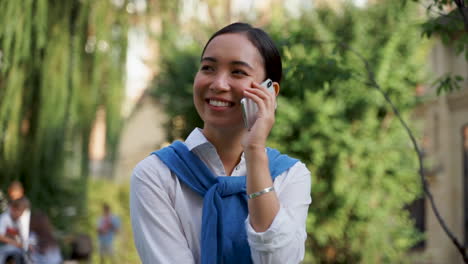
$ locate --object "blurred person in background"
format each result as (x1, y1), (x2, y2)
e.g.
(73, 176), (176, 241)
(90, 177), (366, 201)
(6, 181), (30, 255)
(97, 203), (120, 264)
(68, 233), (92, 263)
(28, 211), (62, 264)
(130, 22), (311, 264)
(0, 181), (26, 213)
(0, 197), (31, 264)
(7, 182), (24, 202)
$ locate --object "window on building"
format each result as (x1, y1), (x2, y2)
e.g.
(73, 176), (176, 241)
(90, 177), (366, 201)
(407, 196), (426, 250)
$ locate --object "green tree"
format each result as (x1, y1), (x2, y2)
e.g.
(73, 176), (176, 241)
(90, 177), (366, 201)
(408, 0), (468, 94)
(270, 3), (426, 261)
(404, 0), (468, 260)
(152, 1), (427, 262)
(0, 0), (129, 232)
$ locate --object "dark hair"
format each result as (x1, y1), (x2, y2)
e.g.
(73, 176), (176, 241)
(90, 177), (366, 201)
(30, 211), (58, 254)
(8, 180), (23, 191)
(9, 196), (30, 209)
(201, 22), (283, 84)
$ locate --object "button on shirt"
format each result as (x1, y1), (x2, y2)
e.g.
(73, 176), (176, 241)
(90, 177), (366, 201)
(130, 128), (312, 264)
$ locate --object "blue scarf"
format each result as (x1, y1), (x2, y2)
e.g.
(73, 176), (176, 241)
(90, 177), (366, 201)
(153, 141), (298, 264)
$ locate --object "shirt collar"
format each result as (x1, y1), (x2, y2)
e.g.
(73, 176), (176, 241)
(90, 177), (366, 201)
(184, 128), (250, 159)
(184, 128), (247, 176)
(185, 128), (213, 151)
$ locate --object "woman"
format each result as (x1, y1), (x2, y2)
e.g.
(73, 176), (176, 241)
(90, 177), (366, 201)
(28, 211), (62, 264)
(130, 22), (311, 264)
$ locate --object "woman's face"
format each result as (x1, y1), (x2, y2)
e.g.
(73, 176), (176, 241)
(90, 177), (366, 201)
(193, 33), (266, 131)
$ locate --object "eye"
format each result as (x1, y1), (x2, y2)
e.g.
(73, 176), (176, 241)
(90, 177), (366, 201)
(200, 65), (214, 72)
(232, 69), (248, 76)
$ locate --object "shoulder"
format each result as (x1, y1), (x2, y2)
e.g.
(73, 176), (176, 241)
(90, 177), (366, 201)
(273, 160), (312, 203)
(290, 160), (310, 175)
(131, 154), (175, 192)
(0, 211), (10, 222)
(0, 211), (11, 229)
(286, 160), (311, 178)
(132, 154), (171, 181)
(276, 160), (311, 187)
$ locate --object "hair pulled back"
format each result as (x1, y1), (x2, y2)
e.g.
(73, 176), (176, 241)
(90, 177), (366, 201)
(201, 22), (282, 84)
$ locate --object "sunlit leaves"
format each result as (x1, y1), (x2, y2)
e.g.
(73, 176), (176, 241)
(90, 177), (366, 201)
(269, 2), (425, 262)
(0, 0), (129, 233)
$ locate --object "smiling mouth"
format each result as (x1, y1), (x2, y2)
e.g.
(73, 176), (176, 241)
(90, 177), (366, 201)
(206, 99), (234, 107)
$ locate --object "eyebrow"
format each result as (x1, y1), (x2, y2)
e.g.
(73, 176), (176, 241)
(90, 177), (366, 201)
(231, 60), (254, 70)
(201, 57), (254, 70)
(201, 57), (217, 63)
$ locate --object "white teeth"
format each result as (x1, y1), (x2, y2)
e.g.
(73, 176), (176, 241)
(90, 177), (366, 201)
(209, 99), (230, 107)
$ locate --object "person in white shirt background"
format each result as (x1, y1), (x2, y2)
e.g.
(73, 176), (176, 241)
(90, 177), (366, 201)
(0, 197), (30, 264)
(130, 22), (312, 264)
(5, 182), (31, 253)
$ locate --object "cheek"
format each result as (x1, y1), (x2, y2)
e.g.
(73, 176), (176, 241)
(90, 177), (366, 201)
(193, 75), (206, 110)
(193, 74), (207, 94)
(192, 76), (202, 98)
(232, 80), (252, 97)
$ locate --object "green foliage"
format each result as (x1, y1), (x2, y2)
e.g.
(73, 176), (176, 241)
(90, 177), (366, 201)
(0, 0), (129, 232)
(72, 178), (139, 263)
(152, 1), (427, 263)
(273, 3), (427, 262)
(150, 40), (204, 140)
(434, 74), (465, 95)
(408, 0), (468, 94)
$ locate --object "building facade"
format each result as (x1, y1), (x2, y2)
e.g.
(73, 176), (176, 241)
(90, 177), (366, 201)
(418, 40), (468, 264)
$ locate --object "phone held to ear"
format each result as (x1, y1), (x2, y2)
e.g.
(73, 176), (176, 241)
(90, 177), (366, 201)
(241, 79), (276, 130)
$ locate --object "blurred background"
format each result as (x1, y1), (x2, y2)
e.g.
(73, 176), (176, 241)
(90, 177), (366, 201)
(0, 0), (467, 263)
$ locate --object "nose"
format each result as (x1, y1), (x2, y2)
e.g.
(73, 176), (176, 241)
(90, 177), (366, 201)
(209, 74), (230, 93)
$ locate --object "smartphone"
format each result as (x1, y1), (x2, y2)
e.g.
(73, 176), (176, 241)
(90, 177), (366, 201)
(241, 79), (276, 130)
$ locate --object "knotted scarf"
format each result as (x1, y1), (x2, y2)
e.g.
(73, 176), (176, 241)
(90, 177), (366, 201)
(153, 141), (297, 264)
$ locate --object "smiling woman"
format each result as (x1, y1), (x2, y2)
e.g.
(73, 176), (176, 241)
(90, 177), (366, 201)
(193, 32), (266, 131)
(130, 22), (311, 264)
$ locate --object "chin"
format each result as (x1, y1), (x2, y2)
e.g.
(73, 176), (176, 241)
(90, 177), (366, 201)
(204, 119), (244, 131)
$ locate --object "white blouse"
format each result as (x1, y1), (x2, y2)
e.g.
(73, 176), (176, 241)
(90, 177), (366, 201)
(130, 128), (312, 264)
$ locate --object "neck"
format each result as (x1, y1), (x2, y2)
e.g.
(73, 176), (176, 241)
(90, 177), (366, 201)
(202, 126), (245, 176)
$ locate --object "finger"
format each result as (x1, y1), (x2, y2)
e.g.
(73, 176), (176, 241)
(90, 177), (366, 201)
(245, 86), (269, 100)
(244, 90), (265, 111)
(245, 87), (274, 109)
(251, 81), (272, 95)
(251, 81), (276, 102)
(244, 90), (272, 115)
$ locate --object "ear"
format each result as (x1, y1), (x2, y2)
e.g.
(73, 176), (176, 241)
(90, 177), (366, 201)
(273, 82), (280, 96)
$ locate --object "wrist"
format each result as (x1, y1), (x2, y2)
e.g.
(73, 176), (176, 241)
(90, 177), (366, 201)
(244, 146), (267, 162)
(243, 144), (265, 154)
(244, 147), (268, 171)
